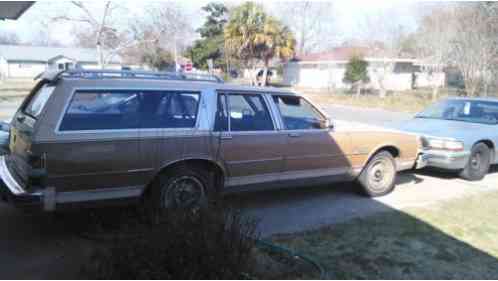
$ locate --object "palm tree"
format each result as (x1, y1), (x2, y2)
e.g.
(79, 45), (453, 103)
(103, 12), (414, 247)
(224, 2), (295, 86)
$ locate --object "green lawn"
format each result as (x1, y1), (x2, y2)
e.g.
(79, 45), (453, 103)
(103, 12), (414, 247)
(272, 191), (498, 279)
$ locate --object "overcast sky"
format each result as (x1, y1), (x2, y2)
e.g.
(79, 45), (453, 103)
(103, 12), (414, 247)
(0, 0), (425, 47)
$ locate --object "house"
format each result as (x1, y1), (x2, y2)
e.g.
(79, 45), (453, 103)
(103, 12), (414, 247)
(0, 44), (122, 80)
(283, 47), (445, 91)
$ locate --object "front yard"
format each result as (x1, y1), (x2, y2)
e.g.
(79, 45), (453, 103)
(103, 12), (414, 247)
(272, 190), (498, 279)
(303, 88), (463, 113)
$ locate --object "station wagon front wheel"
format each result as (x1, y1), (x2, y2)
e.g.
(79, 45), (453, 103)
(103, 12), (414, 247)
(358, 151), (397, 197)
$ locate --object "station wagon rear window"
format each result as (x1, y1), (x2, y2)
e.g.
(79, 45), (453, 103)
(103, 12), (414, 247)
(24, 84), (56, 118)
(59, 90), (200, 131)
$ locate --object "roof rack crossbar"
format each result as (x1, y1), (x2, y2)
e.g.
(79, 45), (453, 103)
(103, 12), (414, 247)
(46, 69), (224, 83)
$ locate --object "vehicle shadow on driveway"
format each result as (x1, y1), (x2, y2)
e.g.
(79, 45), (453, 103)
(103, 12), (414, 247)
(1, 170), (497, 279)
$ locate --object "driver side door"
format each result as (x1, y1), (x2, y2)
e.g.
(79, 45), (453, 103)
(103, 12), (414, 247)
(272, 95), (352, 182)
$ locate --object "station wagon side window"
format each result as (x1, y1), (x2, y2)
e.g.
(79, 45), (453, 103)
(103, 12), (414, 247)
(273, 95), (327, 130)
(59, 90), (200, 131)
(215, 93), (274, 132)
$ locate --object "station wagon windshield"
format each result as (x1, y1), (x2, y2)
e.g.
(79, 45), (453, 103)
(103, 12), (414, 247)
(416, 99), (498, 125)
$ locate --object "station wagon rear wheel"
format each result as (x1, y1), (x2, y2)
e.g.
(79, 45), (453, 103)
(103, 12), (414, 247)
(358, 151), (397, 197)
(148, 166), (211, 220)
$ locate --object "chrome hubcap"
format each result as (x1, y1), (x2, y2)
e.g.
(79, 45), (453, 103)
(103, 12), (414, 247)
(163, 176), (205, 209)
(368, 158), (395, 192)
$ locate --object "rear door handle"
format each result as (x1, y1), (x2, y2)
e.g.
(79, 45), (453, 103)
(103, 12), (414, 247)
(220, 132), (233, 140)
(288, 132), (301, 137)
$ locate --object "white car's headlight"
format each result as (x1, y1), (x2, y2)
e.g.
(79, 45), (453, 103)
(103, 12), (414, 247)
(422, 137), (464, 152)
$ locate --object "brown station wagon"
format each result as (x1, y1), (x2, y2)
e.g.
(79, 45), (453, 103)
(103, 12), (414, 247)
(0, 70), (425, 212)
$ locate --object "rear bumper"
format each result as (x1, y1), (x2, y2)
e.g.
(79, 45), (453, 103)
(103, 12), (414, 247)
(1, 155), (143, 211)
(0, 155), (43, 208)
(0, 156), (43, 209)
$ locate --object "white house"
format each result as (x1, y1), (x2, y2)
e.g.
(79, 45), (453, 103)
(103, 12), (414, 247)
(0, 44), (123, 80)
(283, 47), (445, 91)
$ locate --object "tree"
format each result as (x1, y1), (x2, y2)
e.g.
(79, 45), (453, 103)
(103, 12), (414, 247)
(140, 46), (175, 70)
(414, 4), (454, 100)
(0, 32), (20, 45)
(187, 3), (228, 70)
(278, 1), (336, 55)
(53, 1), (126, 67)
(360, 10), (410, 98)
(449, 3), (498, 97)
(224, 2), (295, 86)
(343, 55), (370, 97)
(119, 3), (193, 70)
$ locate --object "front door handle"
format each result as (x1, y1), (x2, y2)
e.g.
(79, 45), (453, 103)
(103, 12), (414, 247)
(288, 132), (301, 137)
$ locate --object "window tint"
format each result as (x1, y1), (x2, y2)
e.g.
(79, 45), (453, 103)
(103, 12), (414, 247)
(59, 90), (199, 131)
(24, 84), (55, 118)
(227, 94), (274, 131)
(273, 96), (326, 130)
(214, 94), (228, 132)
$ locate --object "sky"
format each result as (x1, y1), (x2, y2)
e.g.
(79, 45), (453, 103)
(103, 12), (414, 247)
(0, 0), (424, 48)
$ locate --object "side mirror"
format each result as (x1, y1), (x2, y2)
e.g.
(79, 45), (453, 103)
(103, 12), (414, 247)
(326, 118), (335, 130)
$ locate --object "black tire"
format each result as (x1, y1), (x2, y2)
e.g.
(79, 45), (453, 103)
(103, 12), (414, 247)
(358, 151), (397, 197)
(147, 165), (213, 219)
(459, 143), (491, 181)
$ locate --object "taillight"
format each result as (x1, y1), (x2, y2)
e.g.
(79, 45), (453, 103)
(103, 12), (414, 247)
(27, 152), (47, 188)
(28, 152), (46, 169)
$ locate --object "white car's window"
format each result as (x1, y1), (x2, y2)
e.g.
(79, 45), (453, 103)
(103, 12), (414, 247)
(24, 85), (56, 118)
(417, 100), (498, 125)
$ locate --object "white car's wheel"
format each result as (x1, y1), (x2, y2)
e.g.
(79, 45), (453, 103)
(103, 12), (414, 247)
(460, 143), (491, 181)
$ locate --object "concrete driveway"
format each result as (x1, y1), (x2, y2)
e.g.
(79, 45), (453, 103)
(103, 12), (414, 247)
(229, 167), (498, 236)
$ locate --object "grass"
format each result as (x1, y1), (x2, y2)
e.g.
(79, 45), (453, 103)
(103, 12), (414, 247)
(271, 190), (498, 279)
(302, 88), (463, 113)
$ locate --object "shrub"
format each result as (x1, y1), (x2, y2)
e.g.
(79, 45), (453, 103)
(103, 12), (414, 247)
(81, 206), (259, 279)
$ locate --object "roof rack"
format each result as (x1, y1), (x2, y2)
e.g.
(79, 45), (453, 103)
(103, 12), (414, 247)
(35, 69), (224, 83)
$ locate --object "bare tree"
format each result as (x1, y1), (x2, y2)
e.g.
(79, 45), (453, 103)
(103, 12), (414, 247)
(53, 1), (126, 67)
(31, 18), (64, 46)
(449, 3), (498, 97)
(415, 4), (455, 100)
(277, 1), (335, 55)
(130, 2), (194, 67)
(360, 10), (409, 98)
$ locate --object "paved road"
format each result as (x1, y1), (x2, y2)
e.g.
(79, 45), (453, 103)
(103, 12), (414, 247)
(321, 104), (413, 127)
